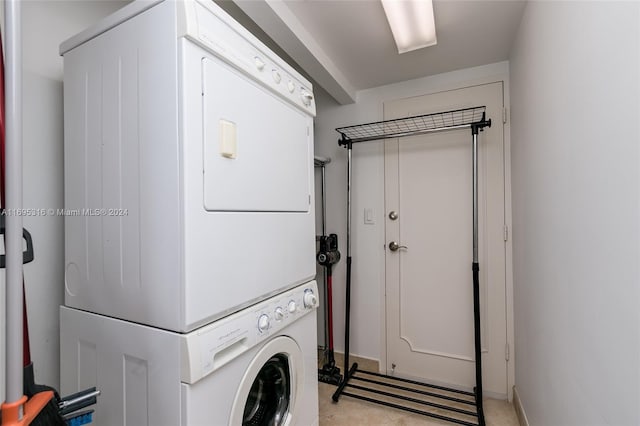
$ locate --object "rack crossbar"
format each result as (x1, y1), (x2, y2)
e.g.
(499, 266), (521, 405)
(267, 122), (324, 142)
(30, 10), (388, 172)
(356, 369), (476, 397)
(347, 383), (478, 417)
(340, 392), (480, 426)
(336, 106), (486, 144)
(352, 376), (475, 406)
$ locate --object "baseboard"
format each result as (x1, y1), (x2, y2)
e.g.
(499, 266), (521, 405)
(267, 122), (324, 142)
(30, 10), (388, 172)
(513, 386), (530, 426)
(332, 350), (381, 372)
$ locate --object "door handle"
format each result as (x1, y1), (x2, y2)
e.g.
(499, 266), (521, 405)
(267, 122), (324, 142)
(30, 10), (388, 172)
(388, 241), (407, 252)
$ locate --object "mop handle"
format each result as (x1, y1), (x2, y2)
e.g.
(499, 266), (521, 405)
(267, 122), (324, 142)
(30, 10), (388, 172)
(4, 0), (25, 405)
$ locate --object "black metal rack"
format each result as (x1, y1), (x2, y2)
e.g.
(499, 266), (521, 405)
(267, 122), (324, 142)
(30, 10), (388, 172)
(332, 106), (491, 426)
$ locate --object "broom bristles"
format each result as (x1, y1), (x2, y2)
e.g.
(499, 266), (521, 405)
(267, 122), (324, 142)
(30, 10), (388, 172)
(23, 362), (66, 425)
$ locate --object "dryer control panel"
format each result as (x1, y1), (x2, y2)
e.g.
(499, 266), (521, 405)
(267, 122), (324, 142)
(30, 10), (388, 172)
(181, 281), (318, 384)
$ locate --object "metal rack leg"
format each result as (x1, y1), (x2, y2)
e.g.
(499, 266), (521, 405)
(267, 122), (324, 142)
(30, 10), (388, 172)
(333, 141), (355, 402)
(473, 262), (485, 426)
(343, 256), (352, 375)
(344, 143), (352, 375)
(471, 127), (486, 426)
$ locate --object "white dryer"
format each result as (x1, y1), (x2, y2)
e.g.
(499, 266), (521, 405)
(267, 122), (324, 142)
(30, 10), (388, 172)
(60, 281), (319, 426)
(60, 0), (316, 332)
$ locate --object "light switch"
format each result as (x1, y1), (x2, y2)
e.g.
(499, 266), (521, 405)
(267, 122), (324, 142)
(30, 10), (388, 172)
(219, 119), (237, 159)
(364, 208), (375, 225)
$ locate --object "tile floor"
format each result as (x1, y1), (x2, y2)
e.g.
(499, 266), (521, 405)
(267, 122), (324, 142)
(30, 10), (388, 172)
(317, 352), (520, 426)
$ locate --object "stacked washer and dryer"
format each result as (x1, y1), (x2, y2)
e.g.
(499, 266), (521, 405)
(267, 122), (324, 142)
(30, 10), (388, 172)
(59, 1), (319, 424)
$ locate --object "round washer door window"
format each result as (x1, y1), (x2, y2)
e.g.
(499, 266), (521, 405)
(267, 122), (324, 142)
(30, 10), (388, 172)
(230, 336), (303, 426)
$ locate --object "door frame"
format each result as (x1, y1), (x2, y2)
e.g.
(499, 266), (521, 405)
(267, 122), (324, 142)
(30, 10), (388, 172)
(379, 74), (515, 401)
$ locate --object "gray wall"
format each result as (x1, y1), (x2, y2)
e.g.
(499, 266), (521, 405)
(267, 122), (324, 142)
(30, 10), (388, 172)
(509, 1), (640, 424)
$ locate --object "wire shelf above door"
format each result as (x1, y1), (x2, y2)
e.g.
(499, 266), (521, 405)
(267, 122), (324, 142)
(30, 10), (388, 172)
(336, 106), (487, 145)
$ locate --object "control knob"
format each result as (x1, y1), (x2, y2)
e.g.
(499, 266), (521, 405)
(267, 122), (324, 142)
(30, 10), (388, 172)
(254, 57), (265, 71)
(288, 300), (297, 314)
(303, 290), (317, 308)
(258, 314), (270, 332)
(300, 89), (313, 106)
(274, 307), (285, 321)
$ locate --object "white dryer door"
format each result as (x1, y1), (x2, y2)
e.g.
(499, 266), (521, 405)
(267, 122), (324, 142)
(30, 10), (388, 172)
(231, 336), (303, 426)
(202, 56), (312, 213)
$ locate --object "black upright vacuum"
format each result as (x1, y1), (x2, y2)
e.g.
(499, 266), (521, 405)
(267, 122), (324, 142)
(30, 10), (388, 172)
(317, 233), (341, 384)
(314, 156), (342, 385)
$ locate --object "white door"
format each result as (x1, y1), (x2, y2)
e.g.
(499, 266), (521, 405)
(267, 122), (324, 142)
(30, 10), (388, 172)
(384, 82), (508, 397)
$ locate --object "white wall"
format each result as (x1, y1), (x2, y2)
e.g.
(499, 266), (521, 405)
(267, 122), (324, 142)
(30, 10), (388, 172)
(314, 61), (510, 364)
(509, 2), (640, 424)
(1, 1), (129, 403)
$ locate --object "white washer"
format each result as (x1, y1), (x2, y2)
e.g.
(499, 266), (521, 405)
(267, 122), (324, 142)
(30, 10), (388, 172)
(60, 0), (316, 332)
(60, 281), (319, 426)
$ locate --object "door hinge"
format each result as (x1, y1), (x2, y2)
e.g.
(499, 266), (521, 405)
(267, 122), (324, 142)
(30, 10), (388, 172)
(503, 107), (508, 124)
(505, 343), (510, 361)
(503, 225), (509, 242)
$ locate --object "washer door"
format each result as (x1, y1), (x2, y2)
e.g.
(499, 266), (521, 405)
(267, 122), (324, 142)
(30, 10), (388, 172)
(231, 336), (303, 426)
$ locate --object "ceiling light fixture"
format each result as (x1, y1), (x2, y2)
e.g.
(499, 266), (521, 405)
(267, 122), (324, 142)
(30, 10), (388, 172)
(381, 0), (437, 54)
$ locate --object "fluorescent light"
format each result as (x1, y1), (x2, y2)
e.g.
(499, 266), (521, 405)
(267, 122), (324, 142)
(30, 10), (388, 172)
(381, 0), (437, 54)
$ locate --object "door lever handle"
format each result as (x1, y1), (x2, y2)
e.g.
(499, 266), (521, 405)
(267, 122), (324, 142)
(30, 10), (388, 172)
(388, 241), (407, 252)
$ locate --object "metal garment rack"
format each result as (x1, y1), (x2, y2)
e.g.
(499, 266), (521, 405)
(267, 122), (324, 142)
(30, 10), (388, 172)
(331, 106), (491, 426)
(314, 156), (331, 357)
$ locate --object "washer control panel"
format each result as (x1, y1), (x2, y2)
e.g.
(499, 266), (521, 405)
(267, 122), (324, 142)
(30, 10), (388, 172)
(252, 284), (317, 335)
(181, 281), (318, 384)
